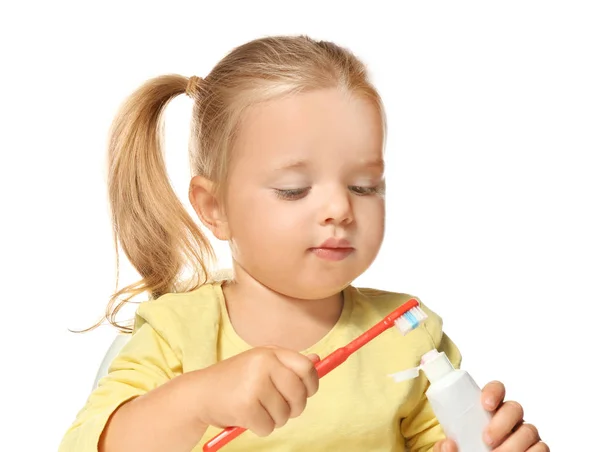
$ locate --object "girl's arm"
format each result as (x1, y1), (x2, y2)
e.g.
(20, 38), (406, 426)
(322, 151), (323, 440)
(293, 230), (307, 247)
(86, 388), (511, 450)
(59, 323), (193, 452)
(99, 370), (209, 452)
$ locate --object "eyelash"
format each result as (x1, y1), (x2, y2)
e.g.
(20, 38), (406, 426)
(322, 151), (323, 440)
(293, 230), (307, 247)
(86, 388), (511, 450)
(274, 185), (385, 200)
(275, 188), (310, 200)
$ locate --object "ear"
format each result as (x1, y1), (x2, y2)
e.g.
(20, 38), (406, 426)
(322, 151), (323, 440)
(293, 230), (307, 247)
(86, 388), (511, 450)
(188, 175), (230, 241)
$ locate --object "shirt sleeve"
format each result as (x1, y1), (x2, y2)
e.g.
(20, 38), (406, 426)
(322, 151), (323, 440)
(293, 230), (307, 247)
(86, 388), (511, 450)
(400, 316), (463, 451)
(58, 322), (182, 452)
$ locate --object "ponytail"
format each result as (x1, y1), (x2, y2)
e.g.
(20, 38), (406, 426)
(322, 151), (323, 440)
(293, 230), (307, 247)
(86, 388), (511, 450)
(94, 74), (215, 332)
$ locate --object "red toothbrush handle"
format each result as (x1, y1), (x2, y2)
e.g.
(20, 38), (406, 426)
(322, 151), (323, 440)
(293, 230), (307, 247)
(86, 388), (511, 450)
(203, 427), (244, 452)
(202, 298), (419, 451)
(312, 297), (418, 378)
(314, 347), (350, 378)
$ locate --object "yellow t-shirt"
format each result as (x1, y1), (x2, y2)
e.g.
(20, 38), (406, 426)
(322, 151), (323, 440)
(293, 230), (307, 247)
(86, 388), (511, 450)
(59, 282), (461, 452)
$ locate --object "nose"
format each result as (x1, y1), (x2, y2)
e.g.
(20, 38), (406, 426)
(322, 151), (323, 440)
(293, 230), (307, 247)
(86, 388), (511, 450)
(319, 187), (354, 226)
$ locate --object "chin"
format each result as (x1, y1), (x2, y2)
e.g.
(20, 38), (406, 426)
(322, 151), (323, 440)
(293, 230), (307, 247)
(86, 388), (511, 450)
(251, 261), (366, 300)
(289, 274), (359, 300)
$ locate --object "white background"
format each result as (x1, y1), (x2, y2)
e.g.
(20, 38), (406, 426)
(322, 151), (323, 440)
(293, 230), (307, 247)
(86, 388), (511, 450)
(1, 1), (598, 450)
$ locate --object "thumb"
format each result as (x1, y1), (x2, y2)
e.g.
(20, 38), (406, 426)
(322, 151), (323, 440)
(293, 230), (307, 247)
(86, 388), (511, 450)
(268, 348), (320, 397)
(306, 353), (320, 363)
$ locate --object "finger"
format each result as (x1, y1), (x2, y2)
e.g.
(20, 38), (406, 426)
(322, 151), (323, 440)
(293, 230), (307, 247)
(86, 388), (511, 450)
(270, 365), (308, 419)
(306, 353), (320, 363)
(481, 380), (505, 411)
(484, 400), (525, 448)
(245, 398), (276, 437)
(493, 422), (541, 452)
(434, 439), (458, 452)
(256, 377), (291, 430)
(271, 349), (320, 397)
(527, 440), (550, 452)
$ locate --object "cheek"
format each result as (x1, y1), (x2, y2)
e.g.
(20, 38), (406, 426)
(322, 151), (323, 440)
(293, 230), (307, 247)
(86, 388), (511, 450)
(358, 199), (386, 246)
(227, 193), (306, 245)
(359, 198), (385, 226)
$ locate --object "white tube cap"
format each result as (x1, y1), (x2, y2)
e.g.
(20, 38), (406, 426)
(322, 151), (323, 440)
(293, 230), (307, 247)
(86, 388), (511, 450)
(420, 350), (454, 384)
(388, 348), (456, 384)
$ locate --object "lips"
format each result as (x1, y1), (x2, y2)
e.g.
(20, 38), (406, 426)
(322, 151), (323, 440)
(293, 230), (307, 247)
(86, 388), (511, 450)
(311, 238), (354, 261)
(318, 237), (352, 248)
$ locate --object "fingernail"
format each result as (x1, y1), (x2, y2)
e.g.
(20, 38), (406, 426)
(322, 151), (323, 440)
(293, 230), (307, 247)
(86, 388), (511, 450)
(484, 397), (495, 409)
(442, 442), (451, 452)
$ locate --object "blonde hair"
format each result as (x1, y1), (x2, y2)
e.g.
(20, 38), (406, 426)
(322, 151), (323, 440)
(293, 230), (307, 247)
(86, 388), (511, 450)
(89, 34), (385, 333)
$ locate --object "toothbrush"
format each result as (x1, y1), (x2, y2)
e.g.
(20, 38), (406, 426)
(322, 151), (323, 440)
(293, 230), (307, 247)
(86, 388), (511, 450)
(202, 298), (427, 452)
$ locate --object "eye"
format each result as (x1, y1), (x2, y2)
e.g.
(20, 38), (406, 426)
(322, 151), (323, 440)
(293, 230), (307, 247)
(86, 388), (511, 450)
(274, 187), (311, 200)
(349, 184), (385, 196)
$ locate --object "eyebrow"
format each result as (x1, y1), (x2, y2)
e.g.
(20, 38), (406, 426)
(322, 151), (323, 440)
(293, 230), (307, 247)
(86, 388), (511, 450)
(361, 158), (385, 170)
(273, 158), (385, 172)
(274, 159), (309, 171)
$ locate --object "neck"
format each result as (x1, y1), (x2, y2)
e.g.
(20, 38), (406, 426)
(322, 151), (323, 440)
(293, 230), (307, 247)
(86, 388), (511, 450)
(221, 262), (345, 351)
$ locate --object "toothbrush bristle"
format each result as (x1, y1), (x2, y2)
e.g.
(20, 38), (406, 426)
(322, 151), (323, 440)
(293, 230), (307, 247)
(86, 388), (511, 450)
(394, 306), (427, 335)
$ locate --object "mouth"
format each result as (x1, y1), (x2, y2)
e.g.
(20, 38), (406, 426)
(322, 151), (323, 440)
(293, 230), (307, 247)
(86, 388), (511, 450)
(318, 237), (351, 248)
(309, 246), (354, 261)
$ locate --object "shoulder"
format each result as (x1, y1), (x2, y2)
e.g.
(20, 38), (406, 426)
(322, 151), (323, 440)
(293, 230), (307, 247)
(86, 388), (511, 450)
(137, 283), (221, 319)
(347, 285), (446, 349)
(133, 282), (223, 343)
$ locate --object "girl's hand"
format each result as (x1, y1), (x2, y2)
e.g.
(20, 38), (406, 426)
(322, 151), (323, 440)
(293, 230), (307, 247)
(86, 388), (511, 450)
(433, 380), (549, 451)
(189, 346), (320, 437)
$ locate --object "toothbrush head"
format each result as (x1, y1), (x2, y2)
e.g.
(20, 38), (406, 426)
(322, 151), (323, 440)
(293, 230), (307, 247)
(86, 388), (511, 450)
(394, 305), (428, 335)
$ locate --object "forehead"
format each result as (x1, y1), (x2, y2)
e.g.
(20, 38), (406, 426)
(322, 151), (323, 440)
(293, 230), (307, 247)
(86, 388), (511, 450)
(232, 88), (384, 170)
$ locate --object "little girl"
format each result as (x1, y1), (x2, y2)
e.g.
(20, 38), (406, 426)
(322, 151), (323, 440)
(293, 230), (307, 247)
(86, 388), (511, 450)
(60, 35), (547, 452)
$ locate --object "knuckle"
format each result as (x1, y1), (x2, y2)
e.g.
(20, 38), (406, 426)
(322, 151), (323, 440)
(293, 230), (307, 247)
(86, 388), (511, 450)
(296, 377), (308, 398)
(275, 417), (289, 428)
(521, 423), (540, 442)
(250, 349), (275, 367)
(284, 380), (307, 418)
(504, 400), (524, 418)
(302, 357), (316, 373)
(293, 361), (313, 380)
(253, 420), (275, 437)
(279, 403), (292, 424)
(265, 422), (276, 436)
(289, 395), (308, 418)
(307, 371), (320, 396)
(310, 366), (319, 382)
